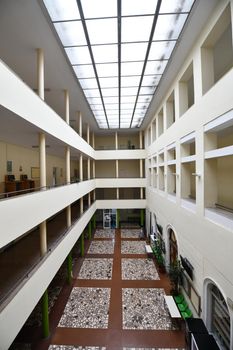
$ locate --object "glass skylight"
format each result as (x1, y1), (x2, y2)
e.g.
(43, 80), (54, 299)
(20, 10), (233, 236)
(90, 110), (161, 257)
(43, 0), (195, 129)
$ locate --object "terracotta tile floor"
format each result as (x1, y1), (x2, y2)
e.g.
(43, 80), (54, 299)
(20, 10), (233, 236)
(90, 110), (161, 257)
(12, 228), (185, 350)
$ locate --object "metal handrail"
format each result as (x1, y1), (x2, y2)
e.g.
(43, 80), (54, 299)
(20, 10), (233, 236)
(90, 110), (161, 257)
(0, 180), (80, 200)
(0, 202), (94, 310)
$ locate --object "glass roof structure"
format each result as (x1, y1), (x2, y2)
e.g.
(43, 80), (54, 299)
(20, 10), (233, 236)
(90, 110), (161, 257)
(43, 0), (195, 129)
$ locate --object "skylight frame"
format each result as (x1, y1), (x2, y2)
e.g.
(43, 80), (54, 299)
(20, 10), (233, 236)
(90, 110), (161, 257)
(43, 0), (196, 129)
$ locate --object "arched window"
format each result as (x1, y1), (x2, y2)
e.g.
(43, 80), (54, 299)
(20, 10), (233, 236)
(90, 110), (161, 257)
(169, 229), (178, 264)
(209, 283), (231, 350)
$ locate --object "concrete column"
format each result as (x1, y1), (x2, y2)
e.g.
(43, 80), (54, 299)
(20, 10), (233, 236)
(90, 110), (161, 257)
(37, 48), (44, 100)
(64, 90), (69, 124)
(37, 48), (49, 338)
(139, 131), (143, 149)
(115, 132), (118, 149)
(116, 160), (119, 178)
(79, 154), (83, 181)
(92, 132), (95, 148)
(39, 133), (46, 189)
(93, 189), (96, 201)
(88, 192), (91, 207)
(80, 197), (83, 216)
(87, 124), (90, 144)
(140, 187), (144, 199)
(78, 111), (82, 137)
(93, 159), (96, 178)
(87, 158), (91, 179)
(116, 188), (120, 199)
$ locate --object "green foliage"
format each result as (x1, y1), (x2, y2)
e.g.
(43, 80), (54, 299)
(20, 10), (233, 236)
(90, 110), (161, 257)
(152, 239), (165, 267)
(169, 259), (183, 295)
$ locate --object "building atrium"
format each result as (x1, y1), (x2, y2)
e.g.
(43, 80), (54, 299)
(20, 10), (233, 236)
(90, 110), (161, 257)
(0, 0), (232, 350)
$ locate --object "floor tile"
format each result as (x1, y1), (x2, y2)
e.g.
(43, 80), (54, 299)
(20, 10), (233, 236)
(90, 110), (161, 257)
(78, 258), (113, 280)
(122, 288), (175, 330)
(94, 229), (115, 239)
(121, 241), (146, 254)
(121, 229), (142, 239)
(122, 258), (159, 280)
(58, 287), (111, 328)
(87, 241), (114, 254)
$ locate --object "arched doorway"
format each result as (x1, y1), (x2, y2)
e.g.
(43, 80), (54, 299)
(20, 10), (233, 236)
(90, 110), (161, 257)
(206, 282), (231, 350)
(169, 228), (178, 265)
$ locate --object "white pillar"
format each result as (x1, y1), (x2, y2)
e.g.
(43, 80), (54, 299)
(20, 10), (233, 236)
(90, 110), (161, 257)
(87, 158), (91, 180)
(37, 48), (44, 100)
(78, 111), (82, 137)
(115, 132), (118, 149)
(116, 188), (120, 199)
(37, 48), (47, 257)
(64, 90), (69, 124)
(80, 197), (83, 215)
(139, 131), (143, 149)
(116, 160), (119, 178)
(39, 133), (46, 188)
(79, 154), (83, 181)
(93, 160), (96, 178)
(87, 124), (90, 144)
(92, 132), (95, 148)
(88, 192), (91, 207)
(66, 147), (70, 184)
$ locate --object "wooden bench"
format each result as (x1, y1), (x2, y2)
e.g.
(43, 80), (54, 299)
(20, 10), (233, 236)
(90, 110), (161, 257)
(164, 296), (181, 318)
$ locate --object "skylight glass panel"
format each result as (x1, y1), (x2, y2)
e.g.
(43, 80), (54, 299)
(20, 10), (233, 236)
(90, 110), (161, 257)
(149, 41), (176, 60)
(122, 16), (154, 42)
(140, 86), (156, 95)
(43, 0), (80, 21)
(94, 110), (105, 117)
(81, 0), (117, 18)
(102, 88), (118, 97)
(86, 18), (117, 45)
(87, 97), (102, 104)
(142, 75), (161, 86)
(99, 77), (118, 88)
(79, 78), (98, 89)
(137, 95), (152, 103)
(91, 105), (104, 112)
(121, 76), (140, 87)
(121, 96), (137, 103)
(65, 47), (91, 65)
(103, 96), (118, 104)
(121, 87), (138, 96)
(105, 110), (119, 115)
(120, 122), (131, 128)
(84, 89), (100, 98)
(144, 60), (167, 75)
(121, 43), (148, 62)
(104, 104), (118, 110)
(54, 21), (86, 46)
(122, 0), (158, 16)
(120, 103), (135, 109)
(121, 62), (144, 76)
(96, 63), (118, 77)
(92, 44), (118, 63)
(153, 14), (187, 40)
(73, 65), (95, 78)
(160, 0), (194, 13)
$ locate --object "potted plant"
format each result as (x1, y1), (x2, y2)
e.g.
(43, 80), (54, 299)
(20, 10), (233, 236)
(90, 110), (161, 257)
(152, 240), (166, 273)
(168, 259), (183, 295)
